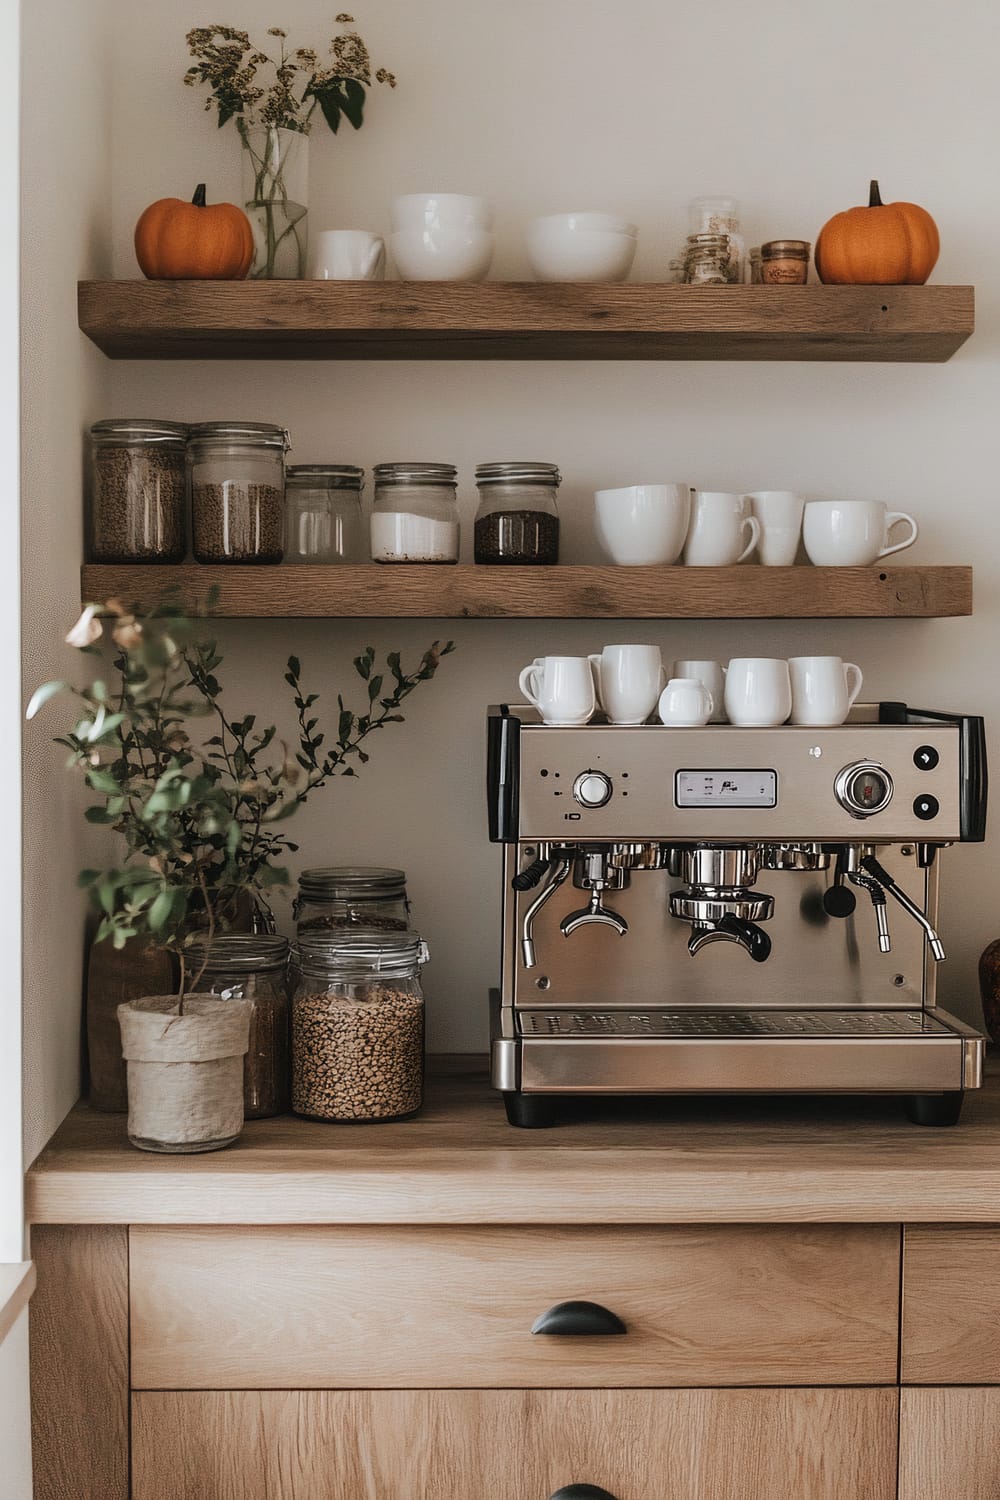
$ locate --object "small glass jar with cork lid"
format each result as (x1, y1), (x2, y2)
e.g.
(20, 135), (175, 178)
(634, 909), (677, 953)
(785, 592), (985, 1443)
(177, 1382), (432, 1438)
(291, 929), (428, 1122)
(370, 462), (459, 563)
(473, 462), (561, 565)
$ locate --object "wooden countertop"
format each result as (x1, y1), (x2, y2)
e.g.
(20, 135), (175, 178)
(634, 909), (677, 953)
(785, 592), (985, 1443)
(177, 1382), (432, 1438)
(26, 1056), (1000, 1227)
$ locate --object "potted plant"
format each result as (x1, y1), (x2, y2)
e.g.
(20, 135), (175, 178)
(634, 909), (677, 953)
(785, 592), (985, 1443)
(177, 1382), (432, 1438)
(28, 598), (453, 1152)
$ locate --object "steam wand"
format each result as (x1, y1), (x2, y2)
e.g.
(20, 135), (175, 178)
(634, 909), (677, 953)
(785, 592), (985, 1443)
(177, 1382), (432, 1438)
(860, 854), (946, 962)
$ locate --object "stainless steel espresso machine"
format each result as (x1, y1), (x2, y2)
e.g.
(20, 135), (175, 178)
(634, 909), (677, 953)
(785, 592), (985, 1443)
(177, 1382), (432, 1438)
(487, 702), (987, 1128)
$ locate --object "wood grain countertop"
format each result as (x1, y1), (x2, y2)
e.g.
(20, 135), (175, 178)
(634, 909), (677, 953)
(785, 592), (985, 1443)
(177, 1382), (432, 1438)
(26, 1056), (1000, 1227)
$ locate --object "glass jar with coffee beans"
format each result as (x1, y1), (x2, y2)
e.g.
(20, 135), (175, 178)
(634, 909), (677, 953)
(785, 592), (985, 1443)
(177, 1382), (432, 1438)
(291, 929), (427, 1122)
(189, 420), (289, 563)
(293, 867), (410, 937)
(88, 418), (188, 562)
(473, 462), (561, 565)
(187, 934), (290, 1119)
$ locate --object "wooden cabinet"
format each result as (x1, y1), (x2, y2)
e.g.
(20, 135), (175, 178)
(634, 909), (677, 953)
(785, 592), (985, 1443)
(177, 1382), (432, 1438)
(899, 1388), (1000, 1500)
(902, 1226), (1000, 1383)
(132, 1387), (898, 1500)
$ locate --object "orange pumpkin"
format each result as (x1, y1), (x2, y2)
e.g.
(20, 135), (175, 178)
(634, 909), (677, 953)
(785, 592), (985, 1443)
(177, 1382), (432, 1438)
(815, 180), (939, 286)
(134, 184), (254, 280)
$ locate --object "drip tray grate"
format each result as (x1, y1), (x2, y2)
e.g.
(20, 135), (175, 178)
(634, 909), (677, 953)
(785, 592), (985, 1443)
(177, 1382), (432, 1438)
(518, 1009), (953, 1039)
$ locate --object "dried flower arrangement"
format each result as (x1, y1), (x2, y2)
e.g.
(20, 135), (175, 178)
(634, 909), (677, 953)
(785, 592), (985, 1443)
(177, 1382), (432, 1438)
(184, 16), (396, 136)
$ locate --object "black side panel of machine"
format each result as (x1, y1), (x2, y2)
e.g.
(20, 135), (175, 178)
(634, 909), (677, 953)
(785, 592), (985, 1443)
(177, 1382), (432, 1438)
(879, 701), (988, 843)
(487, 706), (520, 842)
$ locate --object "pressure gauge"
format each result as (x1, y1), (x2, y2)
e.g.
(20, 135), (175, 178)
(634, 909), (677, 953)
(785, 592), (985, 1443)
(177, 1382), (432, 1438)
(834, 761), (894, 819)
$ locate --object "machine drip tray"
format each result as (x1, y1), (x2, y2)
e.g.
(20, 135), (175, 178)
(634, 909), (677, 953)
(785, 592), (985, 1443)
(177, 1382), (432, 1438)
(518, 1008), (955, 1039)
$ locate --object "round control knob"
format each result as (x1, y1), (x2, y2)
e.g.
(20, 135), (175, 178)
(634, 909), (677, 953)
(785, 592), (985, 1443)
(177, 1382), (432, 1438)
(834, 760), (894, 819)
(572, 770), (613, 808)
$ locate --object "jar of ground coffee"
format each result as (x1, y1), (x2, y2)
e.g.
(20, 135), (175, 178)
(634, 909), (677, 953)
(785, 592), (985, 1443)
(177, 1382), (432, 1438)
(291, 929), (428, 1122)
(293, 867), (410, 936)
(186, 933), (290, 1119)
(89, 418), (188, 562)
(473, 462), (561, 565)
(189, 420), (289, 563)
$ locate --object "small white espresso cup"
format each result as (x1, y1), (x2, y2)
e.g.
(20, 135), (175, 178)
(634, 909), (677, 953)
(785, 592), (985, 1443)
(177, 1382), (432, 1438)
(658, 677), (714, 727)
(593, 483), (692, 566)
(673, 659), (727, 722)
(309, 229), (386, 280)
(744, 491), (805, 566)
(518, 656), (595, 724)
(724, 658), (792, 727)
(589, 644), (665, 725)
(788, 656), (864, 726)
(802, 500), (918, 566)
(684, 492), (761, 566)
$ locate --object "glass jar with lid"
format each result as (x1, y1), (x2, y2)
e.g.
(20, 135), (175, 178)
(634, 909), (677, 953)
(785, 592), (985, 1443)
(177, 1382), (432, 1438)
(473, 462), (561, 565)
(284, 464), (365, 563)
(760, 240), (811, 285)
(688, 195), (745, 283)
(370, 462), (459, 563)
(189, 420), (289, 563)
(89, 418), (188, 562)
(683, 233), (731, 285)
(291, 929), (428, 1122)
(294, 867), (410, 937)
(185, 934), (290, 1119)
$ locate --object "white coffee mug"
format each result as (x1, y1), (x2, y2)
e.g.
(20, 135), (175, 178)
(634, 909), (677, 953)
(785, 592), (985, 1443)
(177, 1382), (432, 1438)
(724, 658), (792, 727)
(588, 644), (665, 725)
(744, 491), (805, 567)
(673, 659), (727, 722)
(802, 500), (919, 566)
(593, 483), (692, 566)
(658, 677), (714, 727)
(309, 229), (386, 281)
(518, 656), (595, 724)
(684, 492), (761, 566)
(788, 656), (864, 726)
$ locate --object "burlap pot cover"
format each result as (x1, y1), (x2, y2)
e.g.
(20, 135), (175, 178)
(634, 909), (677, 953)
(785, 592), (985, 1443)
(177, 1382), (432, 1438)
(117, 995), (252, 1152)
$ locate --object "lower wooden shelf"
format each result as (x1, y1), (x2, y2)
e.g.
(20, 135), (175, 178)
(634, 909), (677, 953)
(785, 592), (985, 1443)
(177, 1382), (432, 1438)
(79, 563), (972, 620)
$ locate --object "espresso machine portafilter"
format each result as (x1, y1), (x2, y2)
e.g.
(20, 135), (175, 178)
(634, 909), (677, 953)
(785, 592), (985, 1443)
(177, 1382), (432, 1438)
(487, 701), (987, 1129)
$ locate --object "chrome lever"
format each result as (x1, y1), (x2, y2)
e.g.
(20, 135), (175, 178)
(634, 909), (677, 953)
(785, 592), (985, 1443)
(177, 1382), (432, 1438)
(560, 891), (629, 939)
(520, 855), (572, 969)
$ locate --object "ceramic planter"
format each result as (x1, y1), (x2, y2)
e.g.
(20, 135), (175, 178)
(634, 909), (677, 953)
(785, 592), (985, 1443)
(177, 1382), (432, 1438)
(117, 994), (252, 1154)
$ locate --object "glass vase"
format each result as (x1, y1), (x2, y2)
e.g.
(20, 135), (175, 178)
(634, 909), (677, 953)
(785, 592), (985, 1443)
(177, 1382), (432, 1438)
(239, 124), (308, 279)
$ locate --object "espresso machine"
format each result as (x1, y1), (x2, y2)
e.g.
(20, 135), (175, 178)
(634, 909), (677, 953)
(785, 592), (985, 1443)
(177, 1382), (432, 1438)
(487, 702), (987, 1127)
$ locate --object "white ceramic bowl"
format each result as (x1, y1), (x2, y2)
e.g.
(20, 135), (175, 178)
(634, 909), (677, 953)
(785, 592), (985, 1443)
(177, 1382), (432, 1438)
(390, 228), (495, 282)
(390, 194), (494, 232)
(527, 221), (638, 283)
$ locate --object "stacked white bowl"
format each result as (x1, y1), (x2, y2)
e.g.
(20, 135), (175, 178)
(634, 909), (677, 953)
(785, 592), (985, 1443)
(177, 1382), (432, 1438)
(527, 211), (638, 283)
(389, 194), (495, 281)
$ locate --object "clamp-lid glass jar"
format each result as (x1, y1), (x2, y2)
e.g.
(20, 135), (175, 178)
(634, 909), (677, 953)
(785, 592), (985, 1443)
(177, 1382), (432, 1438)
(285, 464), (365, 563)
(370, 462), (459, 563)
(294, 867), (410, 936)
(186, 934), (290, 1119)
(291, 929), (428, 1122)
(473, 462), (561, 565)
(89, 418), (188, 563)
(189, 420), (289, 563)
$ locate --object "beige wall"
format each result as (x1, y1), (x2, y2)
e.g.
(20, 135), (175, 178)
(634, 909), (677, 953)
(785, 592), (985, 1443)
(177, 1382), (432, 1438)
(21, 0), (113, 1161)
(83, 0), (996, 1052)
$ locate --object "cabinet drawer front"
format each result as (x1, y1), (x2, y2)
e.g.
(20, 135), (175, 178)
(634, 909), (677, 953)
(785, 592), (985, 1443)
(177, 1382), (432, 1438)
(903, 1226), (1000, 1382)
(133, 1387), (898, 1500)
(130, 1224), (898, 1389)
(899, 1388), (1000, 1499)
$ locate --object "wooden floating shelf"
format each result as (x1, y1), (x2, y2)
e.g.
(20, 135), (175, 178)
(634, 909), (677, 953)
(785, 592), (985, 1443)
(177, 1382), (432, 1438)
(80, 564), (972, 620)
(77, 281), (974, 362)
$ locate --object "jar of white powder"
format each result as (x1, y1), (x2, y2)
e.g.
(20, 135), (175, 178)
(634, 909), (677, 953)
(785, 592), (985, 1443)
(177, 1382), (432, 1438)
(370, 462), (459, 563)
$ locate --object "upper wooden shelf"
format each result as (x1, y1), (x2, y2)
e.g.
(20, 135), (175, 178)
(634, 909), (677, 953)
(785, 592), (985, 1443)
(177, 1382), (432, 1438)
(80, 563), (972, 620)
(77, 281), (974, 362)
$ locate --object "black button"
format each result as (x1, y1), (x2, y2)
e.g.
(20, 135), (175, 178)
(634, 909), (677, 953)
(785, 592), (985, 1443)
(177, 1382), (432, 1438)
(914, 745), (940, 771)
(913, 794), (940, 821)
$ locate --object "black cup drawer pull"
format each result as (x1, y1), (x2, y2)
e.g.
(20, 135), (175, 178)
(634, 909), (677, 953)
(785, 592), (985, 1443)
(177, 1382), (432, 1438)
(549, 1486), (620, 1500)
(530, 1299), (626, 1336)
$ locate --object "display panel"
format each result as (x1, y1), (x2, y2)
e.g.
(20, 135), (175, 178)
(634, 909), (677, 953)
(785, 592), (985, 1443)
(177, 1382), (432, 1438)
(675, 769), (778, 808)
